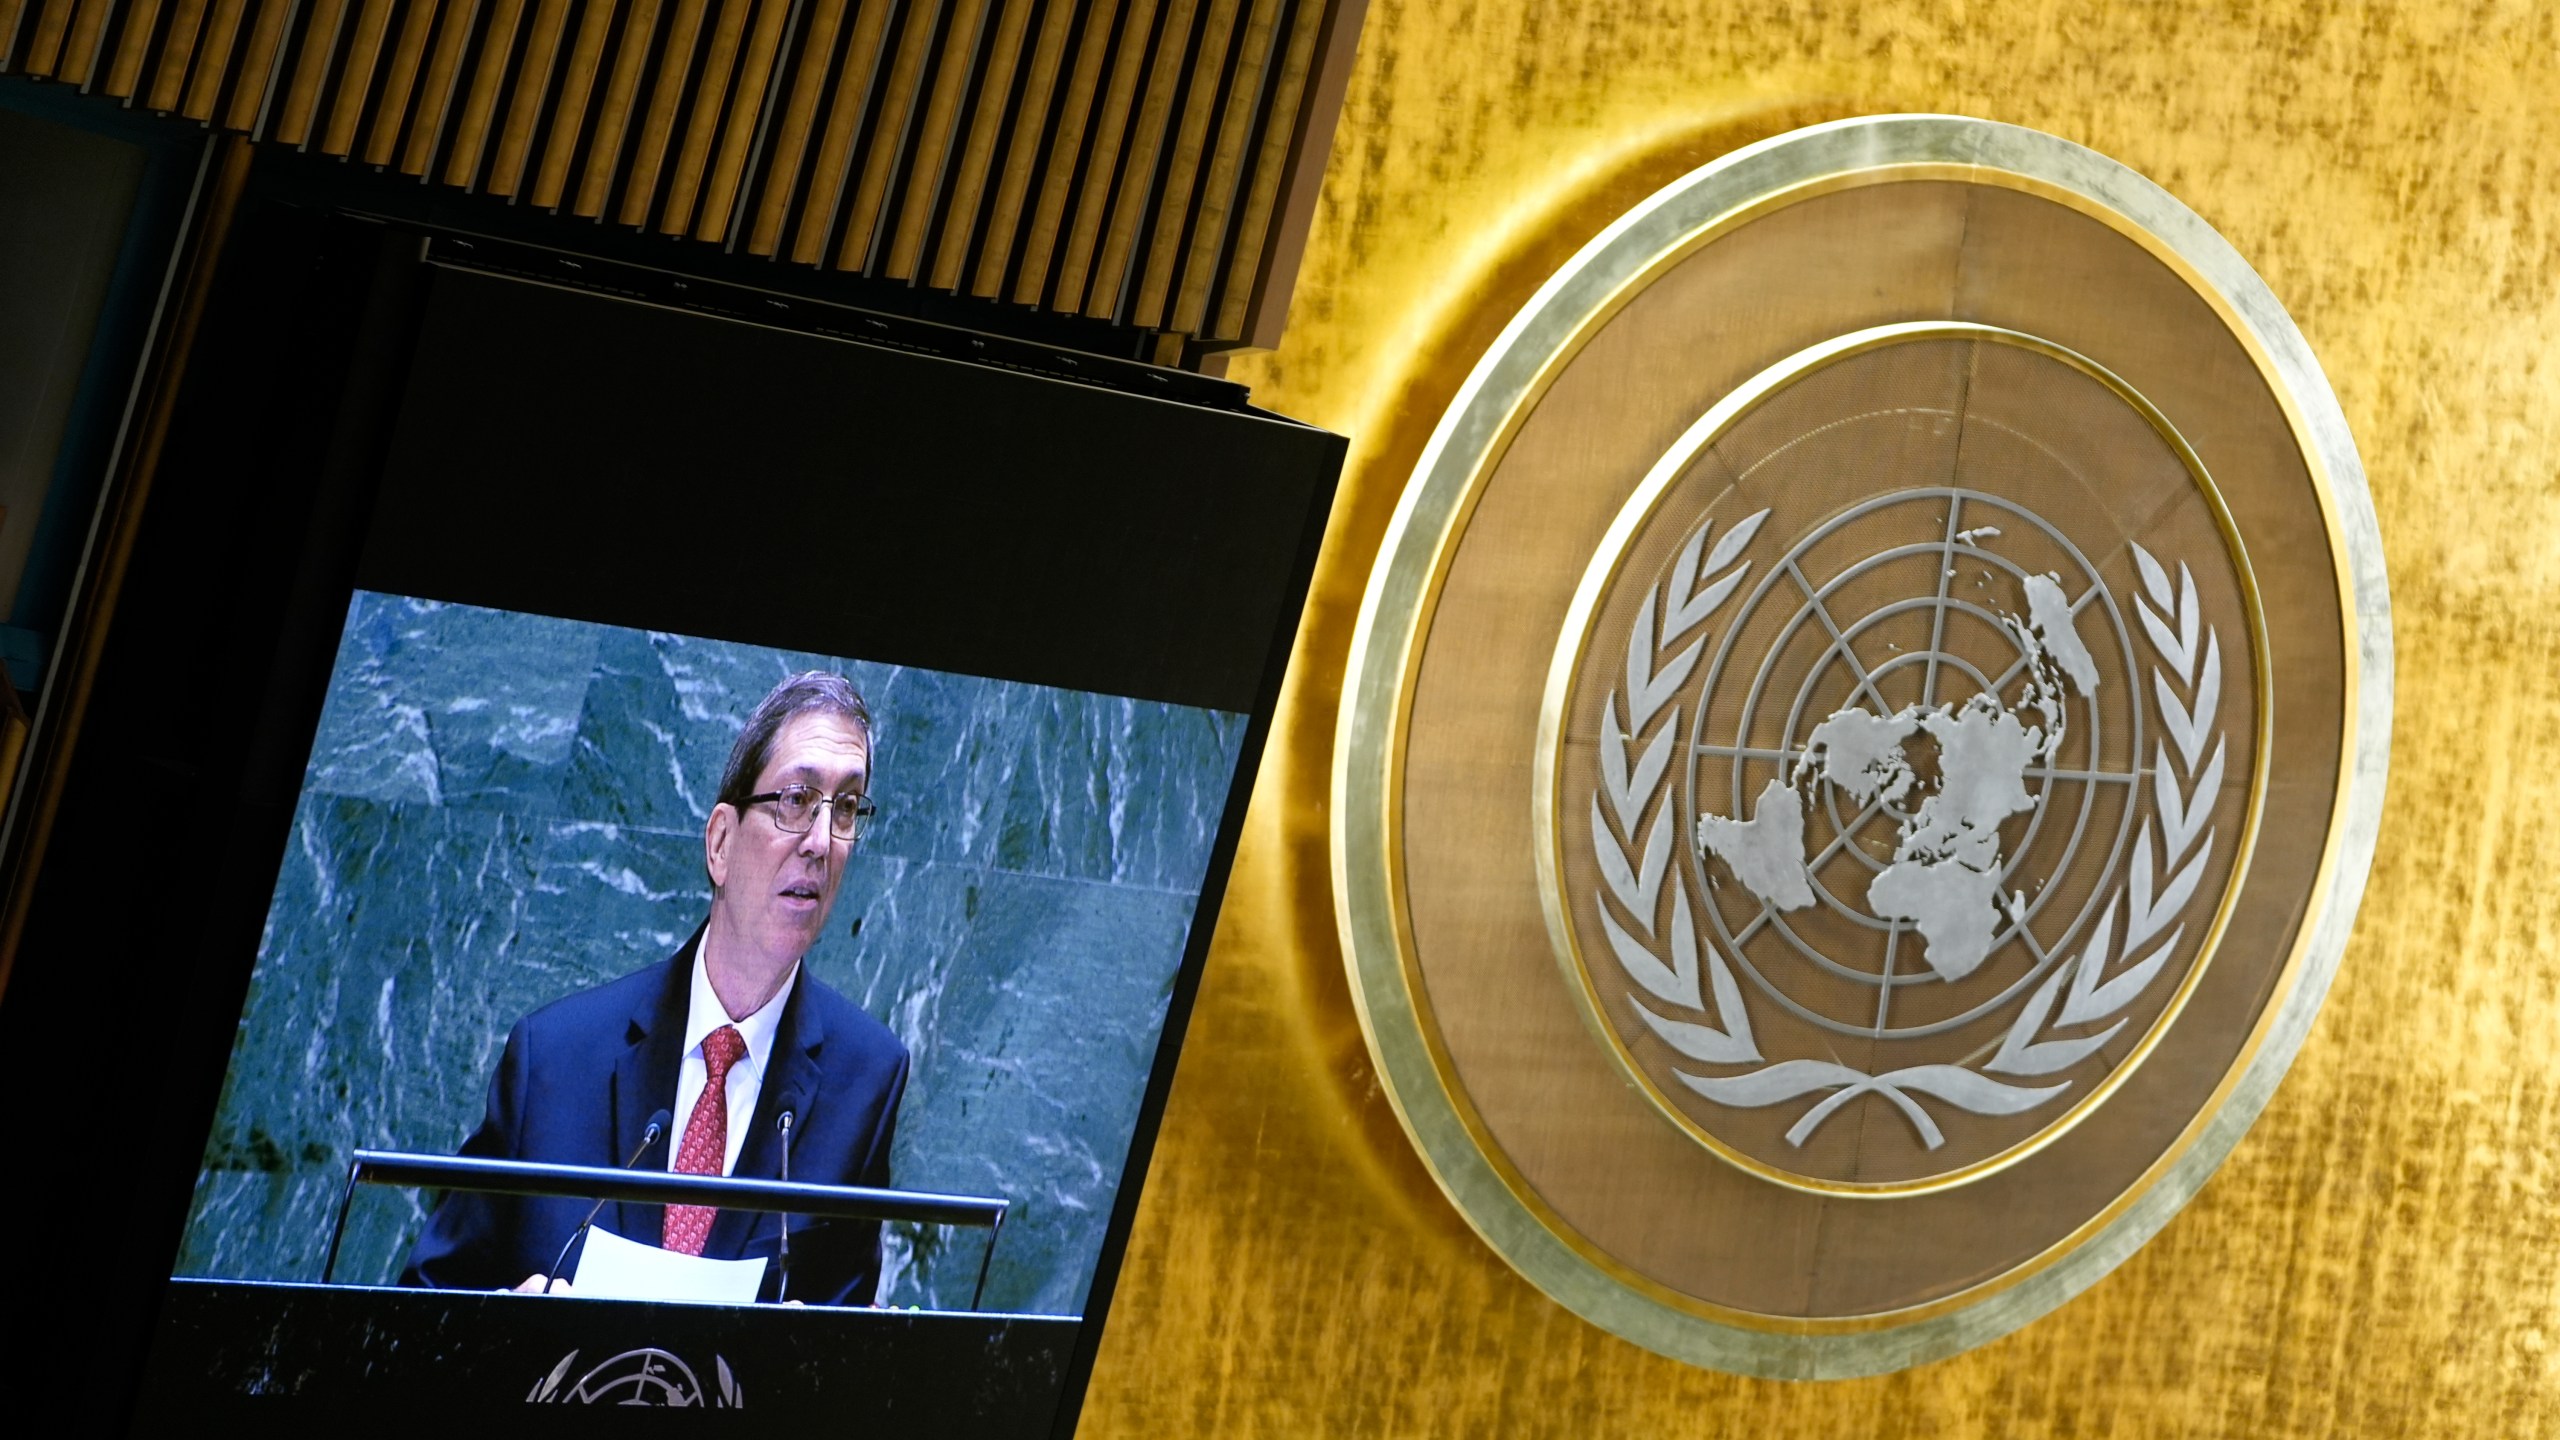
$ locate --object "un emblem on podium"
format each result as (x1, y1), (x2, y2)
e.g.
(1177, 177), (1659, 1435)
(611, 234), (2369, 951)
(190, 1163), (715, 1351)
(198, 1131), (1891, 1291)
(1336, 119), (2389, 1375)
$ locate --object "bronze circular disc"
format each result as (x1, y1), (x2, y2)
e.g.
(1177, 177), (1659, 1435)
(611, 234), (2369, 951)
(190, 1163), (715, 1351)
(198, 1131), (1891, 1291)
(1333, 116), (2391, 1377)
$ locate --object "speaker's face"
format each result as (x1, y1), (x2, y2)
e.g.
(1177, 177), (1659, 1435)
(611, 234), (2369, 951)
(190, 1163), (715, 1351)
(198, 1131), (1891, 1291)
(708, 712), (870, 967)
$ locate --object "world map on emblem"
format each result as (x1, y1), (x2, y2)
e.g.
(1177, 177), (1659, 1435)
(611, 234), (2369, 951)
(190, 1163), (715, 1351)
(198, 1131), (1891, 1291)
(1696, 563), (2099, 985)
(1555, 334), (2262, 1192)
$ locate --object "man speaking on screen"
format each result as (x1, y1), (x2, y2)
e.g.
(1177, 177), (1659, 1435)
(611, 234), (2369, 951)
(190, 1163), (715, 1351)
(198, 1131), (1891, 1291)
(402, 672), (910, 1305)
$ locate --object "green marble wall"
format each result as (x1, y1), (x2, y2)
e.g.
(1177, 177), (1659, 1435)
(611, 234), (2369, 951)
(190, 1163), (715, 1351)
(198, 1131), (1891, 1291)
(176, 592), (1245, 1315)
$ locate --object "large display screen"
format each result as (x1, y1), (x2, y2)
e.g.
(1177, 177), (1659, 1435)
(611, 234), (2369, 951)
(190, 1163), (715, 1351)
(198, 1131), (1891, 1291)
(179, 590), (1247, 1317)
(0, 195), (1338, 1432)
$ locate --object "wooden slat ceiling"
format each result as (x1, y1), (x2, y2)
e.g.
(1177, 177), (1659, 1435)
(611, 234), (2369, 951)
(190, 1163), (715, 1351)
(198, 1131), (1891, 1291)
(0, 0), (1360, 351)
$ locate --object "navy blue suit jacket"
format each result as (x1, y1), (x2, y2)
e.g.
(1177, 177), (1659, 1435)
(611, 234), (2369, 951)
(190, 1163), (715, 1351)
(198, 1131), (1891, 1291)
(401, 935), (910, 1305)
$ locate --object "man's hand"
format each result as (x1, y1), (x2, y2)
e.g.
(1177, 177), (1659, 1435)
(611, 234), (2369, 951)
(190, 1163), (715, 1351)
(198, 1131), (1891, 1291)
(511, 1274), (574, 1295)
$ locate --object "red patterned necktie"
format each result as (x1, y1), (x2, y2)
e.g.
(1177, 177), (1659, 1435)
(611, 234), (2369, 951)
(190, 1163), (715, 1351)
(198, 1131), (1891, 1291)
(664, 1024), (747, 1256)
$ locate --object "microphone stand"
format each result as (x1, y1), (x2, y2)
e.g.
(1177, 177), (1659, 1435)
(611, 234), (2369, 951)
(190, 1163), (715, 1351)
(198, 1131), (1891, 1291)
(543, 1109), (671, 1292)
(775, 1110), (797, 1303)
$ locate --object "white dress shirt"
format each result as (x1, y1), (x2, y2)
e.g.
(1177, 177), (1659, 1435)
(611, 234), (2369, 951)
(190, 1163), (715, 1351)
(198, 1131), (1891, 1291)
(668, 955), (799, 1176)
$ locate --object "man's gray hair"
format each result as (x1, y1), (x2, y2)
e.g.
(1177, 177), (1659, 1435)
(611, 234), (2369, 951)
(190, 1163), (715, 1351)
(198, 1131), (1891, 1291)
(715, 671), (873, 812)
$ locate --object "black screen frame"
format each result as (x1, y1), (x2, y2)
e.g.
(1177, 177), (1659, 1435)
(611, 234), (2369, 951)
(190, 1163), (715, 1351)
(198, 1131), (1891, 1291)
(0, 161), (1341, 1433)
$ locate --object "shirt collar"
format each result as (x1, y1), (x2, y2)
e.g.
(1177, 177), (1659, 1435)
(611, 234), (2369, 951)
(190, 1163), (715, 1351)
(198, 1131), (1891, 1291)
(684, 950), (798, 1075)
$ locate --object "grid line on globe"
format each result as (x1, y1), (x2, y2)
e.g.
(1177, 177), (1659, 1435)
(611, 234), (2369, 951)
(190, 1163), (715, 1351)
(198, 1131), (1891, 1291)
(1685, 484), (2145, 1043)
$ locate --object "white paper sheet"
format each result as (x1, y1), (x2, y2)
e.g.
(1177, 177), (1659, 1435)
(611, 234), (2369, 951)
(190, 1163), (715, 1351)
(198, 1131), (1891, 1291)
(568, 1225), (768, 1304)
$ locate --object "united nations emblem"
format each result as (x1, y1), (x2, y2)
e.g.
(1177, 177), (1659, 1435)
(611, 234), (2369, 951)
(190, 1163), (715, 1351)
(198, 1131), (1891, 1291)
(1336, 118), (2389, 1376)
(1541, 326), (2264, 1194)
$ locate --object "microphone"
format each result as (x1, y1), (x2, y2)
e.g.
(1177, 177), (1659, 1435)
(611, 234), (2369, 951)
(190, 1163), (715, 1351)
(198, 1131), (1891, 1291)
(544, 1107), (672, 1292)
(774, 1109), (798, 1303)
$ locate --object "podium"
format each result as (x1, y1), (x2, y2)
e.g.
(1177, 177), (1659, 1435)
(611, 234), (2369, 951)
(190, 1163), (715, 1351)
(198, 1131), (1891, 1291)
(139, 1280), (1078, 1423)
(136, 1151), (1063, 1424)
(325, 1149), (1012, 1306)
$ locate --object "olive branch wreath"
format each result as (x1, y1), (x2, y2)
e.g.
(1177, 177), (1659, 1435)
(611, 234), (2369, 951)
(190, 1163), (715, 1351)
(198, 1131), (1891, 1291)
(1590, 530), (2224, 1151)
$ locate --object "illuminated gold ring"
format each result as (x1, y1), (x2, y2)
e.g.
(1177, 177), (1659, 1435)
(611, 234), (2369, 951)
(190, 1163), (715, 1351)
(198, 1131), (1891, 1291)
(1332, 115), (2391, 1376)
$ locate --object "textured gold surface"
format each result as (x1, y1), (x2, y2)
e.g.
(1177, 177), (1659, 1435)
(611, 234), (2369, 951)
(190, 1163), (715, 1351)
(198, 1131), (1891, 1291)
(1081, 1), (2560, 1432)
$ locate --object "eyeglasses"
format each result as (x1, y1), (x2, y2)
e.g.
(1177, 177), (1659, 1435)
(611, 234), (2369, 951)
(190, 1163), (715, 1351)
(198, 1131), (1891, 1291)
(741, 784), (877, 842)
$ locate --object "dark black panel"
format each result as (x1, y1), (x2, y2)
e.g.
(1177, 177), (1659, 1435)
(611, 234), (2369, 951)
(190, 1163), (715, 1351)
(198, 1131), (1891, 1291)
(141, 1280), (1076, 1430)
(360, 267), (1339, 713)
(0, 201), (434, 1424)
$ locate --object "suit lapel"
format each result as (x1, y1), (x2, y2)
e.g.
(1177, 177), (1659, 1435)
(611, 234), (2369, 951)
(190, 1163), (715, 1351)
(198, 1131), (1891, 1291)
(707, 969), (826, 1259)
(609, 936), (697, 1244)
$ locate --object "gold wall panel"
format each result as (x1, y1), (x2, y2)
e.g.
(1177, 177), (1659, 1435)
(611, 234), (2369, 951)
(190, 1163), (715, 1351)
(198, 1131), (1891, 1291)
(1081, 0), (2560, 1432)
